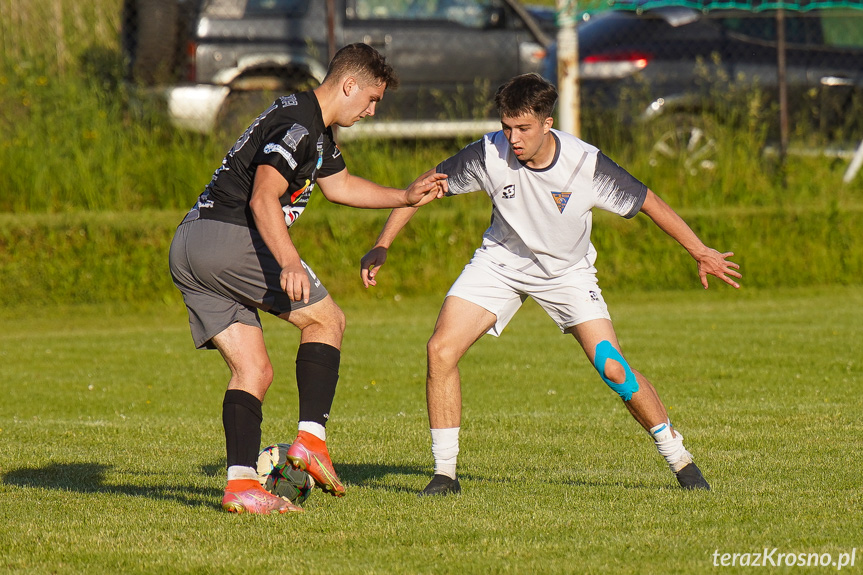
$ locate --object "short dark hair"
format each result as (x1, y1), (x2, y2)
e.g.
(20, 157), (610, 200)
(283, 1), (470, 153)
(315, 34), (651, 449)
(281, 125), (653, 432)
(324, 43), (399, 90)
(494, 73), (557, 121)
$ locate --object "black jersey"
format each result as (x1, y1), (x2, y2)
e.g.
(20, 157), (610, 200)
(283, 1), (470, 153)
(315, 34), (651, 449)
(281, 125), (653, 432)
(182, 91), (346, 229)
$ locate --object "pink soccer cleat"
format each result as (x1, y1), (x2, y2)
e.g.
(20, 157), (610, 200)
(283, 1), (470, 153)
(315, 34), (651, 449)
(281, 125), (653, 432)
(221, 480), (304, 514)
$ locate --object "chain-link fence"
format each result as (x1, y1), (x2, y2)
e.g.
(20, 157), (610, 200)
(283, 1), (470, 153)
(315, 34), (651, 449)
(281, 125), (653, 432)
(2, 0), (862, 149)
(565, 3), (863, 160)
(115, 0), (556, 139)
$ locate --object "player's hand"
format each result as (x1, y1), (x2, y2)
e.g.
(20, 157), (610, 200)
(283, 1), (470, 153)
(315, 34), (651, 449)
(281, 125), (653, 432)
(697, 249), (741, 289)
(405, 170), (447, 207)
(360, 246), (388, 288)
(280, 261), (311, 303)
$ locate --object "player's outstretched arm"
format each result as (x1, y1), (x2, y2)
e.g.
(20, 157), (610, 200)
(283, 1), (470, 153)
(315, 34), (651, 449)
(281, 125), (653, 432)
(317, 168), (446, 209)
(360, 206), (420, 288)
(640, 189), (742, 289)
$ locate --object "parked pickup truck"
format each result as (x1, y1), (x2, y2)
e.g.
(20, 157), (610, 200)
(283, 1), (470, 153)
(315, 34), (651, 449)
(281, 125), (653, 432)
(122, 0), (555, 139)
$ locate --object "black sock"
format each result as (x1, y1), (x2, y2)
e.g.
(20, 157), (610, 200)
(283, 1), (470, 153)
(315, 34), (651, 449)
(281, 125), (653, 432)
(222, 389), (263, 469)
(296, 342), (340, 427)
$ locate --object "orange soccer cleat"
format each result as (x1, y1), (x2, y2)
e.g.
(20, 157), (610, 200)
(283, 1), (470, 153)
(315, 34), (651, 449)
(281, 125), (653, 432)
(286, 431), (346, 497)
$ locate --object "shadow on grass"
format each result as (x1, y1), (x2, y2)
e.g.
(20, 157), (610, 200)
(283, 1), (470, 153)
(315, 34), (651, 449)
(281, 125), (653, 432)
(2, 462), (223, 509)
(290, 462), (664, 493)
(315, 462), (427, 494)
(342, 462), (670, 492)
(3, 461), (664, 505)
(332, 463), (565, 493)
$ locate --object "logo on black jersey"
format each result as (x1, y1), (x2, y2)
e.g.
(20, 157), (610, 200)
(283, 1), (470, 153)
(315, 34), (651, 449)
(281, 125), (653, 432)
(282, 123), (309, 151)
(502, 185), (516, 199)
(290, 179), (311, 204)
(280, 94), (298, 107)
(551, 191), (572, 213)
(315, 137), (324, 170)
(263, 143), (297, 169)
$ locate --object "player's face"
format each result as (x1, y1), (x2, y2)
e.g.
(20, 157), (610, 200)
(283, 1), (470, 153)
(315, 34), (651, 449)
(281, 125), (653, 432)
(337, 79), (386, 127)
(500, 113), (554, 168)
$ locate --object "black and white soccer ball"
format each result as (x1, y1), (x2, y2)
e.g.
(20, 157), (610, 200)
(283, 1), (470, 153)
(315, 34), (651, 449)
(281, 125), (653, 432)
(256, 443), (314, 505)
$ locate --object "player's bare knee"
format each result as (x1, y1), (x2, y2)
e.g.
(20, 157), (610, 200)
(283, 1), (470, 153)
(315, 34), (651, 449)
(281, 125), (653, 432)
(259, 360), (275, 387)
(236, 360), (273, 393)
(317, 300), (346, 333)
(302, 300), (346, 339)
(426, 335), (444, 362)
(427, 335), (458, 368)
(603, 359), (627, 385)
(593, 340), (639, 401)
(333, 305), (346, 335)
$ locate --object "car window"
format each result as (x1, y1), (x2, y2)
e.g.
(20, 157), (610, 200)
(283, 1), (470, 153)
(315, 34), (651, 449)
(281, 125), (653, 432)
(201, 0), (310, 17)
(245, 0), (310, 15)
(352, 0), (492, 28)
(820, 14), (863, 48)
(719, 13), (810, 44)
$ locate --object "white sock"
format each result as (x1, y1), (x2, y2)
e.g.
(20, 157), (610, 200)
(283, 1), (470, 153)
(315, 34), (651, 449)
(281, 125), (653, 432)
(650, 421), (693, 473)
(227, 465), (258, 481)
(298, 421), (326, 441)
(430, 427), (460, 479)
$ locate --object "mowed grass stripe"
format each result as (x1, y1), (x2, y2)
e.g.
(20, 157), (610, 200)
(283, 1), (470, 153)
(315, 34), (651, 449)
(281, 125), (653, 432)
(0, 286), (861, 574)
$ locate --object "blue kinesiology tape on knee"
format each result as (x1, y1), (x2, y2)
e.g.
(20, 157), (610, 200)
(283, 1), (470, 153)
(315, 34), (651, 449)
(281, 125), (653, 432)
(593, 340), (639, 401)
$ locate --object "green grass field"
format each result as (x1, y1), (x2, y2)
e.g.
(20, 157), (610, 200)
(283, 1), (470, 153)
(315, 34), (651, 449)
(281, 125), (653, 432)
(1, 286), (861, 574)
(2, 1), (861, 572)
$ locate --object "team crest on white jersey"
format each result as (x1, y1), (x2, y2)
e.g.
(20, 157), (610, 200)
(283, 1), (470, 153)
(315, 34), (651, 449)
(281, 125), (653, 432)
(502, 184), (516, 199)
(551, 191), (572, 213)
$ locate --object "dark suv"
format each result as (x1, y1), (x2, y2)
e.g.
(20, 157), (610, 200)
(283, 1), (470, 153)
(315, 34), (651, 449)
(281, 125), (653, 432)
(122, 0), (554, 138)
(565, 5), (863, 170)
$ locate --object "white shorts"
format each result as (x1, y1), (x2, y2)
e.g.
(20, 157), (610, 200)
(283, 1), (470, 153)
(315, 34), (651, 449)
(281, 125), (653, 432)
(447, 250), (611, 337)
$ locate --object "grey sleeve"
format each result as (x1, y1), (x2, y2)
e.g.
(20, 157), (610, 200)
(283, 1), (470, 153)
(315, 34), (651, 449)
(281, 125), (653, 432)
(593, 152), (648, 218)
(436, 139), (487, 196)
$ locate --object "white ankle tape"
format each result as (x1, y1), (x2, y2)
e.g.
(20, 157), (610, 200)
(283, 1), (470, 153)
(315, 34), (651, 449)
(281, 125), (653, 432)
(227, 465), (258, 481)
(431, 427), (460, 479)
(650, 422), (693, 473)
(298, 421), (326, 441)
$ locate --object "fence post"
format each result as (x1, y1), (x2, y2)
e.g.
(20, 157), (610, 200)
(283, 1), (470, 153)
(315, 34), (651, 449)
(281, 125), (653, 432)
(843, 139), (863, 183)
(556, 0), (580, 138)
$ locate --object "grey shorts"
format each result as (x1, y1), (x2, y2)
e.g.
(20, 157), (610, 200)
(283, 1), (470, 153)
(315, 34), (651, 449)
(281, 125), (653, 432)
(169, 218), (328, 349)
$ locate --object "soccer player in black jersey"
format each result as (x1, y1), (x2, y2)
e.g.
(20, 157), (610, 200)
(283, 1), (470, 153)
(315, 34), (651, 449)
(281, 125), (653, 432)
(170, 43), (446, 514)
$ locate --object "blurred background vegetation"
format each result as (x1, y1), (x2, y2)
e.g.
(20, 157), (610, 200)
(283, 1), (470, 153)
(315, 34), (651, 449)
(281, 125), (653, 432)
(0, 0), (860, 307)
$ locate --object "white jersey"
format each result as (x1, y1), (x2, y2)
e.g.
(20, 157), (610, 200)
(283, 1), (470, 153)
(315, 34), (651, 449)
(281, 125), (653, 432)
(436, 129), (647, 278)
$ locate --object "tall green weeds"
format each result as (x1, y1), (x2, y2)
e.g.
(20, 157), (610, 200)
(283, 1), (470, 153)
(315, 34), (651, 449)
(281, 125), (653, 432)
(0, 60), (227, 212)
(2, 0), (862, 213)
(1, 0), (861, 306)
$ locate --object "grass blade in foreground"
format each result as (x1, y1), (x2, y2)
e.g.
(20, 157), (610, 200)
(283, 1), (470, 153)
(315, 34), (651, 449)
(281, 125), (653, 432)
(0, 286), (860, 573)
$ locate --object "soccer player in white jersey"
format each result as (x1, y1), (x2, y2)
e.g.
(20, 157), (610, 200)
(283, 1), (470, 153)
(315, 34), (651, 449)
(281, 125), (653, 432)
(360, 73), (741, 495)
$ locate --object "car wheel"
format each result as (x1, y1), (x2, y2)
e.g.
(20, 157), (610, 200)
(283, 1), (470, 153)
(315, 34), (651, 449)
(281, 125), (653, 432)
(216, 89), (285, 145)
(647, 115), (718, 176)
(216, 73), (319, 145)
(122, 0), (180, 86)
